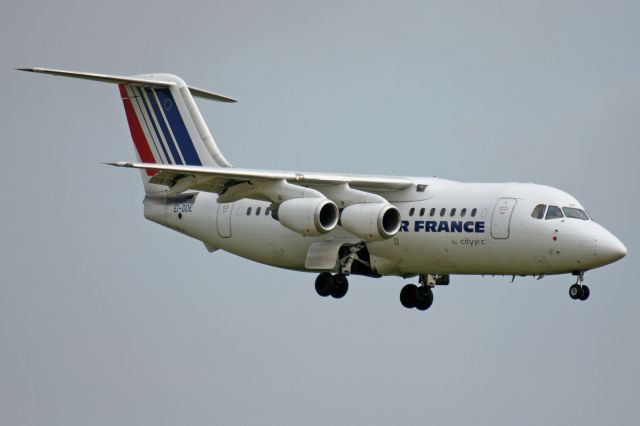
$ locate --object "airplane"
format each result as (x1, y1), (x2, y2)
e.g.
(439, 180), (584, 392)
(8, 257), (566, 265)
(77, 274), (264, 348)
(19, 67), (628, 312)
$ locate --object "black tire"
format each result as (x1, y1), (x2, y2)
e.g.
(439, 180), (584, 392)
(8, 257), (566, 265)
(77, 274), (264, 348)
(415, 287), (434, 311)
(331, 274), (349, 299)
(400, 284), (419, 309)
(569, 284), (582, 300)
(579, 285), (590, 301)
(315, 272), (335, 297)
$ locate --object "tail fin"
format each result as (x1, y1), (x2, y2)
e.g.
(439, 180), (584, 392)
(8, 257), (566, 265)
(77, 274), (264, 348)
(18, 68), (235, 192)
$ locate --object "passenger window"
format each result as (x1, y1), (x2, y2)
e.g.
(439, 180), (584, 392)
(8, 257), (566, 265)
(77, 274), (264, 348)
(430, 208), (436, 217)
(461, 208), (467, 217)
(531, 204), (546, 219)
(450, 208), (456, 217)
(247, 207), (252, 216)
(545, 205), (564, 220)
(440, 208), (446, 217)
(256, 207), (261, 216)
(419, 208), (425, 217)
(471, 208), (477, 217)
(265, 207), (271, 216)
(562, 207), (589, 220)
(409, 208), (415, 217)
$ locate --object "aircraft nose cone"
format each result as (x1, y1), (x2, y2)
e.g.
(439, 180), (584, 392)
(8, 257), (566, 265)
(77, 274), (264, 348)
(599, 233), (627, 264)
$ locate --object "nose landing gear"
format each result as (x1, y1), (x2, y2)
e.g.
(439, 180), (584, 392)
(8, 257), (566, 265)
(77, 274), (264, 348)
(569, 272), (590, 301)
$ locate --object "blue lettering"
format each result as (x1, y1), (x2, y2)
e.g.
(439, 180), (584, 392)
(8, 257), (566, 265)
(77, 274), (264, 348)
(405, 220), (486, 233)
(437, 221), (450, 232)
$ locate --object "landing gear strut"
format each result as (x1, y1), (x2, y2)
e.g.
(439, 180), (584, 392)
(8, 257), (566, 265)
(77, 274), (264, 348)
(569, 272), (590, 301)
(313, 243), (376, 300)
(315, 272), (349, 299)
(399, 274), (437, 311)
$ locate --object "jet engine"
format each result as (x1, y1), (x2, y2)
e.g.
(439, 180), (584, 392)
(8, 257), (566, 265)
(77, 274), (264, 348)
(277, 198), (339, 236)
(340, 203), (401, 241)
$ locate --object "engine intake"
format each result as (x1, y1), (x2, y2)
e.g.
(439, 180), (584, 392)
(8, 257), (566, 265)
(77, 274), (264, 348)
(340, 203), (401, 241)
(277, 198), (339, 236)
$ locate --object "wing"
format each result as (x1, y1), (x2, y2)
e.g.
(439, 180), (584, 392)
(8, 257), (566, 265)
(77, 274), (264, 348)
(108, 162), (424, 204)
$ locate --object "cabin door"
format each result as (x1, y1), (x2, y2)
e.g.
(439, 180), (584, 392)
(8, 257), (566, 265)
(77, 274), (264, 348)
(491, 198), (517, 239)
(216, 203), (233, 238)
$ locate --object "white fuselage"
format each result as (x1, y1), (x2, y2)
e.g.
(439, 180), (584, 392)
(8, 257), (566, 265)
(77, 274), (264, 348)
(22, 67), (627, 306)
(143, 178), (626, 278)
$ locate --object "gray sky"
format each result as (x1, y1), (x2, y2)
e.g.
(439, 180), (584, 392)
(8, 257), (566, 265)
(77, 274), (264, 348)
(1, 1), (639, 425)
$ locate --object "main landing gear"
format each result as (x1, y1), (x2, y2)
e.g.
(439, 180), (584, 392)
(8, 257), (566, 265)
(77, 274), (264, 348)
(313, 244), (378, 300)
(400, 284), (433, 311)
(569, 272), (590, 301)
(315, 272), (349, 299)
(399, 274), (446, 311)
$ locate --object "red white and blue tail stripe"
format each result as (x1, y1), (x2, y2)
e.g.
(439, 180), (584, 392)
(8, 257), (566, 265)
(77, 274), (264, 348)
(16, 68), (235, 190)
(119, 81), (218, 171)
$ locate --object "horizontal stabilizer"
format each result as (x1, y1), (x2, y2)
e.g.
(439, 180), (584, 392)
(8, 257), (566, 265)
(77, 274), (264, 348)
(17, 67), (237, 103)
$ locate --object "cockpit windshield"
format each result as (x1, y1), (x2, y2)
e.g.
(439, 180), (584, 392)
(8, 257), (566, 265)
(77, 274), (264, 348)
(531, 204), (590, 221)
(545, 205), (564, 220)
(531, 204), (546, 219)
(562, 207), (589, 220)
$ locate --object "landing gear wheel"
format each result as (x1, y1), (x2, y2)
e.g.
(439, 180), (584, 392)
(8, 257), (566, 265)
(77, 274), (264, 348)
(415, 287), (434, 311)
(331, 274), (349, 299)
(315, 272), (335, 297)
(569, 284), (582, 300)
(400, 284), (419, 308)
(578, 285), (590, 301)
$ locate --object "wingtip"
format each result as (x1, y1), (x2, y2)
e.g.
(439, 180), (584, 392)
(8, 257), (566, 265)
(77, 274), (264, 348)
(103, 161), (134, 167)
(16, 67), (34, 72)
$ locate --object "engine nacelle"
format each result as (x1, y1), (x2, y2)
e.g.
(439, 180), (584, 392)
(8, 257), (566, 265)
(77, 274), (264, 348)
(277, 198), (339, 236)
(340, 203), (401, 241)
